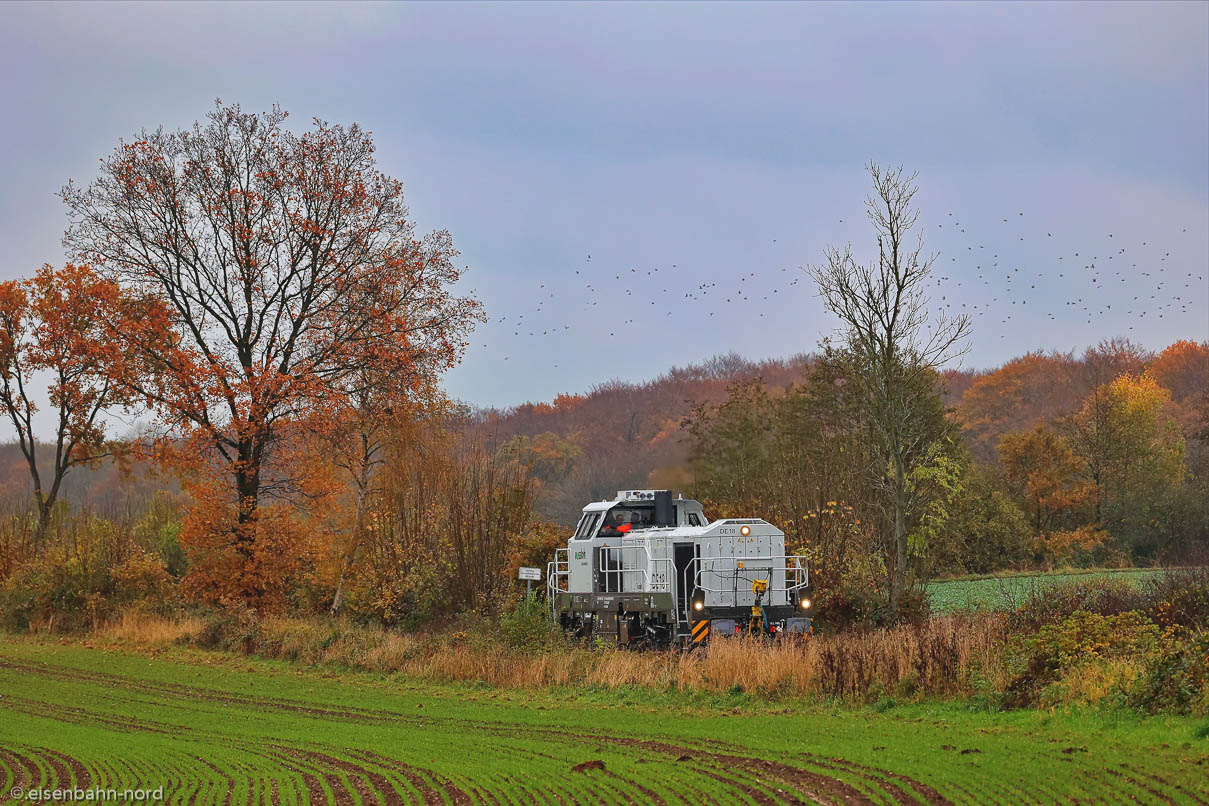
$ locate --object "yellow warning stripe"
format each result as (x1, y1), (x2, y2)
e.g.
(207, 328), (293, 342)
(691, 620), (710, 643)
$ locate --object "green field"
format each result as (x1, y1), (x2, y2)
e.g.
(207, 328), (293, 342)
(1, 638), (1207, 804)
(928, 568), (1165, 613)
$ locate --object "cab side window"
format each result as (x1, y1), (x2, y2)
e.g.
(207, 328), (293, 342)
(574, 513), (600, 539)
(688, 513), (703, 527)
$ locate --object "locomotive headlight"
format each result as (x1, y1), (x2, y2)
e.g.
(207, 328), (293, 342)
(690, 588), (706, 612)
(799, 597), (812, 610)
(740, 525), (751, 536)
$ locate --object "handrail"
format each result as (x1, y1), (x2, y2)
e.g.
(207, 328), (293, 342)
(680, 554), (809, 625)
(688, 554), (808, 590)
(547, 548), (570, 616)
(597, 544), (674, 594)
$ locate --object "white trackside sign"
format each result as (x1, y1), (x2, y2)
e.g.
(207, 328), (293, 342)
(518, 567), (542, 581)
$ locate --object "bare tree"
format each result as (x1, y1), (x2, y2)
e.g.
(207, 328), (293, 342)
(808, 163), (970, 619)
(61, 102), (482, 605)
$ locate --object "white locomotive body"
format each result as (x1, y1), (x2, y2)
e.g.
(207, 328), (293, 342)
(547, 490), (812, 645)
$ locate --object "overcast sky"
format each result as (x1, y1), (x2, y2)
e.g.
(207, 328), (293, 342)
(1, 1), (1206, 426)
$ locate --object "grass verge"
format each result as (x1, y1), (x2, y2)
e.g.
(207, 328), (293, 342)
(92, 609), (1010, 702)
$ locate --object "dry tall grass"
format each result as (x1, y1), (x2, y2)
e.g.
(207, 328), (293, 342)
(92, 610), (1006, 702)
(96, 611), (206, 644)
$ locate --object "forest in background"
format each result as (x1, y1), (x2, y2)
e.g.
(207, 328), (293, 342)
(481, 339), (1205, 522)
(1, 338), (1205, 630)
(475, 336), (1209, 622)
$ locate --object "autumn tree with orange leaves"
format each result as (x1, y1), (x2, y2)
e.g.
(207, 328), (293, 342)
(0, 264), (163, 537)
(1149, 340), (1209, 405)
(999, 425), (1093, 536)
(61, 102), (483, 608)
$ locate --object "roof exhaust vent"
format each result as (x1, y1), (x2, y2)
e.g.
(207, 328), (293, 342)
(654, 490), (674, 526)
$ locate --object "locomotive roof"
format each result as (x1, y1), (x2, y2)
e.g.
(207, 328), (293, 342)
(576, 491), (783, 537)
(618, 519), (785, 539)
(582, 500), (616, 512)
(582, 489), (700, 512)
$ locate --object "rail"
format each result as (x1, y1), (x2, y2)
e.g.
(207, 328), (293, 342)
(680, 554), (809, 625)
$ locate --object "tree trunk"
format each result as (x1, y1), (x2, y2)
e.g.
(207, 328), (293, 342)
(234, 471), (260, 549)
(21, 445), (51, 541)
(37, 464), (68, 541)
(1090, 465), (1103, 523)
(35, 497), (51, 540)
(330, 547), (356, 616)
(233, 436), (264, 603)
(330, 498), (366, 617)
(890, 455), (908, 620)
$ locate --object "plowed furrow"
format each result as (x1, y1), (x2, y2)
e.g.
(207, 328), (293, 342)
(695, 767), (795, 805)
(275, 747), (404, 806)
(1104, 766), (1178, 805)
(1120, 762), (1209, 805)
(0, 747), (40, 790)
(0, 692), (179, 735)
(353, 750), (471, 805)
(783, 752), (943, 805)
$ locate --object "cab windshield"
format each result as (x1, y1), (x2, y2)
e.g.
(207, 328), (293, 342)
(598, 505), (656, 536)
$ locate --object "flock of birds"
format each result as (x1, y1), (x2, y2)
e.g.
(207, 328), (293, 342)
(929, 213), (1201, 336)
(477, 211), (1206, 364)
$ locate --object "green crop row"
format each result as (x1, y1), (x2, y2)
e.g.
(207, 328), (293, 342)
(928, 568), (1165, 613)
(1, 639), (1206, 804)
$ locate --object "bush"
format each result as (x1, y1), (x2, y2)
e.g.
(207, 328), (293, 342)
(1004, 609), (1159, 708)
(110, 550), (174, 608)
(1011, 577), (1147, 632)
(998, 569), (1209, 712)
(1144, 566), (1209, 630)
(1040, 657), (1144, 710)
(806, 550), (905, 630)
(191, 601), (264, 653)
(0, 517), (178, 632)
(933, 467), (1032, 575)
(1129, 627), (1209, 716)
(498, 592), (565, 650)
(1028, 610), (1159, 670)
